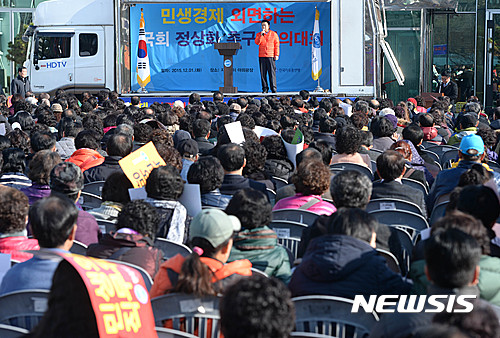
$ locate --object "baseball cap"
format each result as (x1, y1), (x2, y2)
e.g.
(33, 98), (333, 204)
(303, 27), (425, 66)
(459, 134), (484, 155)
(173, 130), (191, 148)
(189, 209), (241, 248)
(177, 139), (199, 157)
(52, 103), (63, 113)
(50, 162), (84, 195)
(229, 103), (242, 113)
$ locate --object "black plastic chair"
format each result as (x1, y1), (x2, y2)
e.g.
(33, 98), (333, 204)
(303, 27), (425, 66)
(0, 324), (29, 338)
(105, 259), (154, 291)
(429, 201), (449, 225)
(156, 327), (198, 338)
(0, 289), (50, 331)
(369, 209), (429, 233)
(271, 176), (289, 191)
(441, 149), (459, 169)
(79, 191), (102, 210)
(97, 219), (116, 234)
(270, 220), (308, 259)
(426, 145), (459, 160)
(82, 180), (105, 197)
(154, 238), (192, 260)
(401, 178), (429, 195)
(69, 240), (88, 255)
(272, 208), (320, 227)
(376, 249), (401, 275)
(366, 198), (424, 216)
(329, 163), (373, 181)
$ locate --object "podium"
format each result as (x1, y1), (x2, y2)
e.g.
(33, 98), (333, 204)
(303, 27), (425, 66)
(214, 42), (241, 93)
(421, 92), (443, 108)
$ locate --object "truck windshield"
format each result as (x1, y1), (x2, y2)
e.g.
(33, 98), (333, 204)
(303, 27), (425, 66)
(37, 35), (71, 60)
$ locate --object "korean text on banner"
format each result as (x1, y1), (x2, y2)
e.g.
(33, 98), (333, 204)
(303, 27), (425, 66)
(58, 252), (156, 337)
(119, 142), (166, 188)
(311, 8), (322, 80)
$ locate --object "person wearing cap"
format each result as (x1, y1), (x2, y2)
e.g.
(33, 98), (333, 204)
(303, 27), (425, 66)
(229, 103), (241, 121)
(150, 208), (252, 299)
(427, 134), (500, 212)
(448, 113), (479, 146)
(50, 162), (100, 245)
(177, 139), (199, 181)
(438, 69), (458, 104)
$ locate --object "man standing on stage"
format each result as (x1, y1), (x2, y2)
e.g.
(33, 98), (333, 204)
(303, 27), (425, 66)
(255, 19), (280, 93)
(437, 69), (458, 104)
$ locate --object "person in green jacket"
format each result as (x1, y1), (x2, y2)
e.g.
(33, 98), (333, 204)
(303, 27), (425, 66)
(409, 211), (500, 306)
(226, 188), (292, 284)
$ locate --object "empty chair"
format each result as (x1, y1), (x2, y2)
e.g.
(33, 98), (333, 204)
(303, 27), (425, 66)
(69, 240), (88, 255)
(269, 220), (308, 259)
(151, 293), (221, 338)
(429, 201), (449, 226)
(97, 219), (116, 234)
(329, 163), (373, 181)
(79, 191), (102, 210)
(154, 238), (192, 260)
(82, 180), (105, 197)
(105, 259), (154, 291)
(0, 324), (29, 338)
(293, 295), (379, 337)
(0, 289), (49, 331)
(156, 327), (198, 338)
(369, 209), (429, 233)
(272, 208), (320, 226)
(401, 178), (429, 195)
(366, 198), (424, 216)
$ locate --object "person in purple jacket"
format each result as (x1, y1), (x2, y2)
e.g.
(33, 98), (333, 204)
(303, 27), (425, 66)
(21, 150), (62, 205)
(49, 162), (100, 246)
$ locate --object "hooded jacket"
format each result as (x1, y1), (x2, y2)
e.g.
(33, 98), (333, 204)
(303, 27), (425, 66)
(289, 234), (411, 298)
(228, 226), (291, 284)
(264, 158), (294, 181)
(87, 231), (163, 278)
(447, 127), (477, 146)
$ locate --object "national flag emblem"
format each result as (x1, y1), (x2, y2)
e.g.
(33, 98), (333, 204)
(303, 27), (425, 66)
(312, 8), (322, 81)
(137, 8), (151, 88)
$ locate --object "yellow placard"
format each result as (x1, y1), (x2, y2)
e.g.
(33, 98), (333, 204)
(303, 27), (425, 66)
(119, 141), (166, 188)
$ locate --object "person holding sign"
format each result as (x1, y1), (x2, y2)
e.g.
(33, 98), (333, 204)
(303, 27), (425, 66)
(255, 19), (280, 93)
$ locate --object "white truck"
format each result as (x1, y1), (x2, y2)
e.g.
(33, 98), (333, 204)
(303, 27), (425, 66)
(23, 0), (403, 97)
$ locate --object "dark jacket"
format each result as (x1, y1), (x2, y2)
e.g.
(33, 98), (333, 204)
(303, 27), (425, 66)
(372, 136), (395, 152)
(289, 234), (411, 298)
(371, 179), (427, 217)
(84, 156), (123, 184)
(220, 174), (267, 196)
(228, 226), (291, 284)
(437, 80), (459, 104)
(20, 184), (51, 205)
(76, 209), (100, 246)
(194, 137), (215, 156)
(87, 231), (164, 278)
(11, 75), (31, 98)
(313, 132), (337, 151)
(264, 158), (294, 181)
(246, 170), (274, 190)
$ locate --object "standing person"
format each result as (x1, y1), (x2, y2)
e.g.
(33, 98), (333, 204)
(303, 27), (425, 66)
(255, 20), (280, 93)
(437, 70), (458, 104)
(11, 67), (31, 98)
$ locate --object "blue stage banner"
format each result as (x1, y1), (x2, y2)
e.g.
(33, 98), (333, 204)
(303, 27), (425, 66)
(130, 3), (331, 92)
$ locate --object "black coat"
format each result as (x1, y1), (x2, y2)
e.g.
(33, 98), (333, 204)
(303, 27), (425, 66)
(194, 137), (215, 156)
(264, 158), (294, 181)
(437, 80), (459, 104)
(313, 132), (337, 151)
(289, 234), (411, 298)
(11, 75), (31, 97)
(219, 174), (267, 196)
(84, 156), (124, 184)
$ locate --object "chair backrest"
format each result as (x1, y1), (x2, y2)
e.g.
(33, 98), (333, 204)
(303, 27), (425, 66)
(388, 225), (414, 275)
(0, 324), (29, 338)
(266, 188), (276, 206)
(368, 148), (383, 160)
(251, 267), (268, 277)
(487, 161), (500, 173)
(426, 145), (459, 159)
(292, 295), (379, 337)
(97, 219), (117, 234)
(421, 140), (438, 149)
(151, 293), (221, 338)
(369, 209), (429, 232)
(376, 249), (401, 275)
(272, 208), (320, 226)
(82, 180), (105, 197)
(154, 238), (192, 261)
(156, 327), (198, 338)
(366, 198), (424, 216)
(441, 149), (459, 168)
(69, 240), (88, 255)
(329, 163), (373, 181)
(401, 178), (429, 195)
(271, 176), (289, 191)
(429, 201), (449, 226)
(435, 192), (451, 205)
(270, 220), (308, 259)
(370, 160), (377, 174)
(79, 191), (102, 210)
(291, 332), (334, 338)
(0, 289), (50, 331)
(419, 149), (439, 164)
(105, 259), (154, 291)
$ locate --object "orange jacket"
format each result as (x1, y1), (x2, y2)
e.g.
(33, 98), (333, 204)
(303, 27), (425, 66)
(150, 253), (252, 299)
(66, 148), (105, 172)
(255, 30), (280, 58)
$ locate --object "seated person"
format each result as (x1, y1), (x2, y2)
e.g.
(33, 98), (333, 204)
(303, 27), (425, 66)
(218, 143), (267, 196)
(0, 186), (39, 262)
(0, 195), (78, 294)
(331, 126), (371, 168)
(145, 165), (189, 244)
(389, 140), (428, 188)
(289, 208), (411, 298)
(177, 139), (199, 182)
(371, 228), (483, 338)
(261, 135), (294, 181)
(226, 188), (291, 283)
(372, 150), (427, 217)
(87, 172), (133, 222)
(220, 275), (295, 338)
(87, 200), (164, 278)
(187, 156), (232, 209)
(0, 148), (31, 189)
(150, 209), (252, 298)
(273, 159), (336, 215)
(370, 116), (396, 152)
(313, 117), (337, 150)
(21, 150), (62, 205)
(66, 130), (104, 172)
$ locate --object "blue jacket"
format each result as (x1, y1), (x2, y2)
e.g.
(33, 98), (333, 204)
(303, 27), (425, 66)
(288, 234), (411, 298)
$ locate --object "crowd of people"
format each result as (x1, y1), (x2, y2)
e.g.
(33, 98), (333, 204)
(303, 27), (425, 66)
(0, 88), (499, 337)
